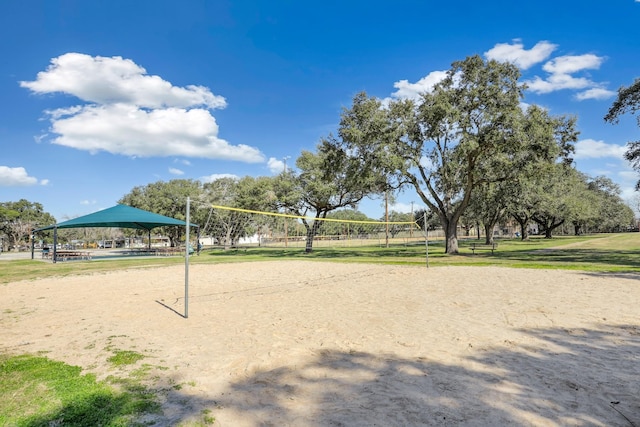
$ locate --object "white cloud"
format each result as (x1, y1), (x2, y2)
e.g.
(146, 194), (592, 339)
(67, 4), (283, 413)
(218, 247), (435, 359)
(542, 54), (604, 74)
(22, 53), (265, 163)
(575, 87), (616, 101)
(485, 41), (614, 99)
(44, 103), (264, 161)
(20, 53), (226, 109)
(388, 71), (448, 101)
(484, 40), (557, 69)
(574, 139), (627, 159)
(199, 173), (239, 183)
(80, 200), (97, 205)
(0, 166), (40, 186)
(525, 74), (593, 94)
(524, 52), (608, 95)
(267, 157), (287, 174)
(169, 167), (184, 175)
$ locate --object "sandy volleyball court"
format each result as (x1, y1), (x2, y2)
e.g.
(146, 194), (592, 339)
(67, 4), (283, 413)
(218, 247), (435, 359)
(2, 261), (639, 426)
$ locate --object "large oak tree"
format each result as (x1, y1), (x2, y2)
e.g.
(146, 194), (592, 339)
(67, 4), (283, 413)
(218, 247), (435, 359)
(338, 55), (573, 253)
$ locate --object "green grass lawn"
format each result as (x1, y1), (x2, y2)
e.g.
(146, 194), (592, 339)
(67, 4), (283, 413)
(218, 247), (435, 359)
(1, 233), (638, 285)
(0, 354), (160, 427)
(178, 232), (640, 273)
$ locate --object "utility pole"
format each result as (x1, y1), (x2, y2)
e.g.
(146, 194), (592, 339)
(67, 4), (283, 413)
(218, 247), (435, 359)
(385, 191), (389, 248)
(410, 201), (414, 238)
(282, 156), (290, 248)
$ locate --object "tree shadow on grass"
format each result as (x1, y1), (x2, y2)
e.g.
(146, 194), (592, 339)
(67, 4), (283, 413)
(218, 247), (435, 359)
(214, 324), (640, 426)
(496, 248), (640, 270)
(17, 373), (224, 427)
(4, 355), (216, 427)
(21, 389), (156, 427)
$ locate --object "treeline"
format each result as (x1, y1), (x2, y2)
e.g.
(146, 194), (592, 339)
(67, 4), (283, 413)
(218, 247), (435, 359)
(1, 168), (634, 253)
(2, 56), (638, 253)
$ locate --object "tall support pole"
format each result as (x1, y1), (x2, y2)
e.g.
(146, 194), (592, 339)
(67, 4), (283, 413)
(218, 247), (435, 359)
(385, 191), (389, 248)
(185, 197), (190, 318)
(424, 212), (429, 268)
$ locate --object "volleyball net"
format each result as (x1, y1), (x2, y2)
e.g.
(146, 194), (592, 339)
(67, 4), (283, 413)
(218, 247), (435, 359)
(200, 205), (424, 250)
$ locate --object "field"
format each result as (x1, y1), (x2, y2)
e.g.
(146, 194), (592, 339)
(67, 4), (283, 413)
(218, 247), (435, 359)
(1, 233), (639, 426)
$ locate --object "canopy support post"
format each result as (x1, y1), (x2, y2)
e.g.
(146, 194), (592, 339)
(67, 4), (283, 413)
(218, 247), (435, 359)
(184, 197), (190, 319)
(53, 227), (58, 263)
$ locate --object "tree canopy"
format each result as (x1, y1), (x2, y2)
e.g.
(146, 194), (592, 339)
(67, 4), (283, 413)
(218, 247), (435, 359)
(0, 200), (55, 251)
(273, 138), (378, 252)
(336, 55), (578, 253)
(605, 77), (640, 190)
(119, 179), (203, 247)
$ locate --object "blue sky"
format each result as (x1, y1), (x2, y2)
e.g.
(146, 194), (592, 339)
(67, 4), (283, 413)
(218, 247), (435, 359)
(1, 0), (639, 221)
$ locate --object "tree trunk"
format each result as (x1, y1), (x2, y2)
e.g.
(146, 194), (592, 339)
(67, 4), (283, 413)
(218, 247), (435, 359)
(444, 220), (459, 254)
(573, 222), (581, 236)
(512, 212), (530, 241)
(304, 221), (321, 253)
(534, 216), (564, 239)
(484, 222), (495, 245)
(223, 227), (232, 250)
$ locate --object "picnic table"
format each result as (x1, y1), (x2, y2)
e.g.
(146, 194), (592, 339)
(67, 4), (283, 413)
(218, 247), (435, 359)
(155, 247), (184, 256)
(129, 248), (159, 255)
(52, 250), (92, 261)
(470, 242), (498, 255)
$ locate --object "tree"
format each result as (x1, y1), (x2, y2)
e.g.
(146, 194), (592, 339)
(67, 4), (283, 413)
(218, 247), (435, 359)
(466, 180), (511, 244)
(605, 77), (640, 189)
(413, 208), (439, 232)
(586, 176), (636, 232)
(373, 211), (414, 238)
(0, 200), (55, 251)
(530, 165), (588, 238)
(339, 56), (553, 253)
(119, 179), (203, 247)
(323, 209), (374, 238)
(503, 106), (578, 240)
(201, 176), (276, 249)
(273, 138), (377, 252)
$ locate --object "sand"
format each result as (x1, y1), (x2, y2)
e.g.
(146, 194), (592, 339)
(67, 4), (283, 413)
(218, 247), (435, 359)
(1, 261), (639, 426)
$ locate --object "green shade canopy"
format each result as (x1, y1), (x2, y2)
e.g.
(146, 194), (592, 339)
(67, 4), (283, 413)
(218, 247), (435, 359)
(35, 204), (197, 231)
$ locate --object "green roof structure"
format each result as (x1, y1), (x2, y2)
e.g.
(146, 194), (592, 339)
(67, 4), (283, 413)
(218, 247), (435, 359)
(35, 204), (197, 231)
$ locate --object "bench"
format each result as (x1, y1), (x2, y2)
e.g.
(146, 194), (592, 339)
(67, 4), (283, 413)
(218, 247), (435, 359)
(470, 242), (498, 255)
